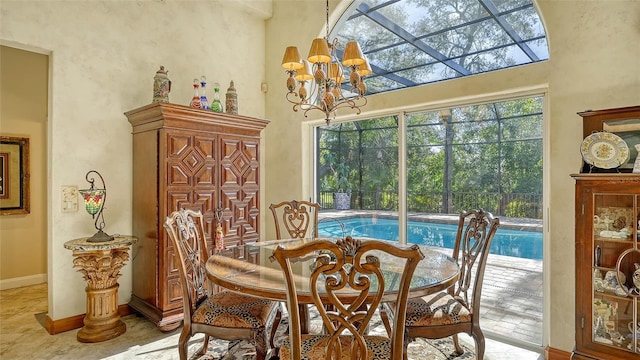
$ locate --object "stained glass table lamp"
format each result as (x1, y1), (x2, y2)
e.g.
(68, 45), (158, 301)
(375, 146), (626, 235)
(79, 170), (114, 242)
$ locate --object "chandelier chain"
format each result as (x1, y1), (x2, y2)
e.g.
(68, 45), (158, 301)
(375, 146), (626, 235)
(325, 0), (330, 39)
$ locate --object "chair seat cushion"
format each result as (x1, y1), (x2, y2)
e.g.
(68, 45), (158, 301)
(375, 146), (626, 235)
(405, 292), (472, 327)
(280, 334), (391, 360)
(191, 290), (278, 329)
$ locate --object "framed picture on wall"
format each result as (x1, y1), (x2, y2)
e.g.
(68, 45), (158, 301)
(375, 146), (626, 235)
(0, 136), (30, 215)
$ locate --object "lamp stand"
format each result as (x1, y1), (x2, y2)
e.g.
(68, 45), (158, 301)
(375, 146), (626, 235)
(87, 229), (114, 243)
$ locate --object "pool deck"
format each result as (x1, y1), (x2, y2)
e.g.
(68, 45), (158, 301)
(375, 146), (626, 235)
(319, 210), (544, 347)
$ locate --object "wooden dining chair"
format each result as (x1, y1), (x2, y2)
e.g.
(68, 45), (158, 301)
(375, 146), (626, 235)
(271, 236), (425, 360)
(269, 200), (320, 239)
(380, 209), (500, 360)
(164, 208), (282, 360)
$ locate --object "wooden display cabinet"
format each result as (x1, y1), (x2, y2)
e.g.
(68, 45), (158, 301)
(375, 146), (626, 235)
(125, 103), (269, 331)
(572, 174), (640, 359)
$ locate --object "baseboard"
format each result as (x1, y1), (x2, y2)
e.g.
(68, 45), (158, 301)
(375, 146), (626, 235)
(44, 304), (136, 335)
(0, 274), (46, 290)
(545, 345), (572, 360)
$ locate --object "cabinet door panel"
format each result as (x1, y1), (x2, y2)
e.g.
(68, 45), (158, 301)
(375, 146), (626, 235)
(219, 136), (260, 246)
(166, 275), (183, 309)
(193, 135), (217, 186)
(166, 133), (192, 186)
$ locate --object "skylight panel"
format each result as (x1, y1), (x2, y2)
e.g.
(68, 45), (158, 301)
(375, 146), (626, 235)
(330, 0), (549, 94)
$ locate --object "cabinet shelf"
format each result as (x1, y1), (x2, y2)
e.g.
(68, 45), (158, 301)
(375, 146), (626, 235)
(594, 237), (636, 244)
(594, 291), (634, 304)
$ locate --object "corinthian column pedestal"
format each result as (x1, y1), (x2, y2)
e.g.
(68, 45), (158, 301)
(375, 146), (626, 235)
(64, 235), (137, 343)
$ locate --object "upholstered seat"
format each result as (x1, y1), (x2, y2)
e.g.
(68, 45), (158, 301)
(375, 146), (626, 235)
(404, 293), (472, 327)
(191, 291), (279, 329)
(280, 335), (391, 360)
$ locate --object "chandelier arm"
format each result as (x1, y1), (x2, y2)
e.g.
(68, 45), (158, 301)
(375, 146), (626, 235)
(332, 95), (367, 109)
(285, 91), (301, 102)
(331, 101), (363, 115)
(288, 88), (369, 121)
(302, 104), (328, 119)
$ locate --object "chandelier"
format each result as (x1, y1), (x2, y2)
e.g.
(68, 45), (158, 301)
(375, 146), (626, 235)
(281, 0), (370, 125)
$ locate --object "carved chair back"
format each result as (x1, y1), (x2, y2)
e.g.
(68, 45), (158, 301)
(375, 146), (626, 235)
(451, 209), (500, 316)
(269, 200), (320, 239)
(164, 208), (210, 322)
(271, 237), (424, 360)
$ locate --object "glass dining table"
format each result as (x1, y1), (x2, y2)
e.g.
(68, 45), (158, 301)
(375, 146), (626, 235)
(205, 238), (459, 332)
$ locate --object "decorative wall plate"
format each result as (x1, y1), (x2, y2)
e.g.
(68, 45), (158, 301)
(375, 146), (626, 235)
(581, 132), (630, 169)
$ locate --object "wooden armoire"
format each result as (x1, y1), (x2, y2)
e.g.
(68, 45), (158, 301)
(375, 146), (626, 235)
(125, 102), (269, 331)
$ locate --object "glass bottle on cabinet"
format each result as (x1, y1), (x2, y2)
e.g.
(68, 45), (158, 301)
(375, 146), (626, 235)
(573, 174), (640, 360)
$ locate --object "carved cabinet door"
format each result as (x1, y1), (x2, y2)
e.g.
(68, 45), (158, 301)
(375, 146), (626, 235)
(218, 134), (260, 259)
(161, 129), (219, 311)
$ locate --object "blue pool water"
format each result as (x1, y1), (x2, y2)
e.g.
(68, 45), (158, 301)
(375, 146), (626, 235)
(318, 217), (542, 260)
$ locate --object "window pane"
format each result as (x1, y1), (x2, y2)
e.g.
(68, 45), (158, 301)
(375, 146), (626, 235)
(405, 97), (542, 217)
(316, 117), (399, 217)
(331, 0), (548, 94)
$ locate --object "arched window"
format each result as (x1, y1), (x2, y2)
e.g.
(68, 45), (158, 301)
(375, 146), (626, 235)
(332, 0), (548, 94)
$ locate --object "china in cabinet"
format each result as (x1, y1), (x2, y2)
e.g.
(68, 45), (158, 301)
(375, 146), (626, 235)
(578, 105), (640, 173)
(125, 102), (269, 331)
(572, 174), (640, 359)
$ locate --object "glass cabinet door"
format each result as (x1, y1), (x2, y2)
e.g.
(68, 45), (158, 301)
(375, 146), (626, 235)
(592, 193), (639, 353)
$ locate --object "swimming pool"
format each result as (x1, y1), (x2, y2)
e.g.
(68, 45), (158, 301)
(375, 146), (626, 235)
(318, 217), (543, 260)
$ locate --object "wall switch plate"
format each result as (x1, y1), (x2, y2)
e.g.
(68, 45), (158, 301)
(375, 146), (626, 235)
(61, 185), (78, 213)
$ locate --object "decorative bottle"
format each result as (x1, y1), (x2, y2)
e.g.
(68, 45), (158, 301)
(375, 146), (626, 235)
(199, 76), (210, 110)
(189, 78), (202, 109)
(210, 82), (223, 113)
(225, 80), (238, 115)
(152, 65), (171, 103)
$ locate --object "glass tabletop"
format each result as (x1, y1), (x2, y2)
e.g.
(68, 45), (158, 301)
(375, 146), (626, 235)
(205, 238), (459, 304)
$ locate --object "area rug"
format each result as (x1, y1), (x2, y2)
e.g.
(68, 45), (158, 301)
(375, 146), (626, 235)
(191, 314), (477, 360)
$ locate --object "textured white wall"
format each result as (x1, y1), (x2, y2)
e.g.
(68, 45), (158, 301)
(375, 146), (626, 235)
(1, 0), (269, 320)
(265, 0), (640, 354)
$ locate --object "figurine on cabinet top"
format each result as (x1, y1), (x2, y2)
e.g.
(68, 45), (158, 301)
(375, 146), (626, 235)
(153, 66), (171, 103)
(225, 80), (238, 115)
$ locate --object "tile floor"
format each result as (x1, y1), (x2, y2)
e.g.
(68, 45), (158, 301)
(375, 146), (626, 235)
(0, 283), (544, 359)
